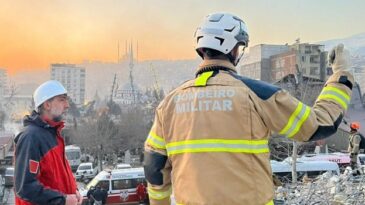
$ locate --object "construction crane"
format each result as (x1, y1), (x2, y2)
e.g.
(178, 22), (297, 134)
(149, 63), (162, 100)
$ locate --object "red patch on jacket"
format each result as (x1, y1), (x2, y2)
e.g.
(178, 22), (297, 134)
(29, 160), (39, 174)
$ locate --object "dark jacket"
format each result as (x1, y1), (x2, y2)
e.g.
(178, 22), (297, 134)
(14, 111), (77, 205)
(90, 187), (108, 204)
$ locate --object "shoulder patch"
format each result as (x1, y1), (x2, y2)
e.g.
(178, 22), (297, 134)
(229, 73), (281, 100)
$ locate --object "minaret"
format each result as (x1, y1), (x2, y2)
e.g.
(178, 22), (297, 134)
(117, 41), (120, 63)
(129, 42), (136, 104)
(125, 40), (127, 61)
(136, 40), (139, 63)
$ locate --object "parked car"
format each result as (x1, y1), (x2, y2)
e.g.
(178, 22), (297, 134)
(114, 163), (132, 170)
(4, 167), (14, 187)
(75, 162), (99, 180)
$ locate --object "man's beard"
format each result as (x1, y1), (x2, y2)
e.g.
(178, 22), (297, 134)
(52, 115), (63, 122)
(50, 109), (66, 122)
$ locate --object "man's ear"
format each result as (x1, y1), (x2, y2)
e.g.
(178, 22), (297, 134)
(42, 100), (51, 111)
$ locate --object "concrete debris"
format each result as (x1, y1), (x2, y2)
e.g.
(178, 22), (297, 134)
(275, 171), (365, 205)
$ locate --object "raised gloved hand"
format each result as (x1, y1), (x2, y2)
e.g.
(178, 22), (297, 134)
(328, 43), (350, 73)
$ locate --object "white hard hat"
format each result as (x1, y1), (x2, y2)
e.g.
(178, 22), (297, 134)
(194, 12), (249, 57)
(33, 80), (67, 108)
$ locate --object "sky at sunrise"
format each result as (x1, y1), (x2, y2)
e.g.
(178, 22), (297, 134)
(1, 0), (365, 75)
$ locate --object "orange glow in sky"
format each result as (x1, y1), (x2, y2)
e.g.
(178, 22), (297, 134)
(1, 0), (365, 75)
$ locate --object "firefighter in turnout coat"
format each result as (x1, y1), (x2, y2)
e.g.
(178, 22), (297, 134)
(143, 12), (354, 205)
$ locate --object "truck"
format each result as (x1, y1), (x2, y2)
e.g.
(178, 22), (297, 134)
(65, 145), (82, 172)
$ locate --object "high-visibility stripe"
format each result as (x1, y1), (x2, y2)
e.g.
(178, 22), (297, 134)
(318, 86), (350, 109)
(287, 105), (310, 138)
(266, 200), (274, 205)
(323, 86), (350, 100)
(166, 139), (269, 156)
(195, 71), (214, 86)
(279, 102), (311, 138)
(148, 187), (172, 200)
(146, 131), (166, 149)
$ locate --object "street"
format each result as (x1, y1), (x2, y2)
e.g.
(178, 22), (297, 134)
(2, 187), (15, 205)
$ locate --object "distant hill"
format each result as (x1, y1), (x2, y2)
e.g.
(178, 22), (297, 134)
(318, 33), (365, 56)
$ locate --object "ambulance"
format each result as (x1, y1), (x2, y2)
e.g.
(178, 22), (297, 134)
(271, 159), (340, 182)
(80, 167), (148, 205)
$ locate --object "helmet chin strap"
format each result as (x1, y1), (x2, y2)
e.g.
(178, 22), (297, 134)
(233, 47), (246, 66)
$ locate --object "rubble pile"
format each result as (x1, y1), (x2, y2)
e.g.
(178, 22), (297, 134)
(275, 172), (365, 205)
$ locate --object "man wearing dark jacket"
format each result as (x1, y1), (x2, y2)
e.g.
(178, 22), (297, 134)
(89, 185), (108, 205)
(14, 80), (81, 205)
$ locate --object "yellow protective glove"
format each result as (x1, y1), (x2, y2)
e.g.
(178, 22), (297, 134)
(328, 43), (350, 73)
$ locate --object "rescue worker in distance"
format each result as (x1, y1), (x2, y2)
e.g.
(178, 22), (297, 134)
(144, 12), (354, 205)
(348, 122), (363, 172)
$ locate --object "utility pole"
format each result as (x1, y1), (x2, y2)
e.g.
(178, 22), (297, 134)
(291, 62), (303, 184)
(98, 144), (103, 172)
(149, 63), (162, 100)
(110, 74), (117, 102)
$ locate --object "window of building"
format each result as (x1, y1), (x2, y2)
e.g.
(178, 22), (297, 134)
(310, 55), (319, 64)
(310, 67), (319, 75)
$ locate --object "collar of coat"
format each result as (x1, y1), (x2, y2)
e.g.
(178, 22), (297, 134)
(23, 110), (65, 134)
(196, 59), (237, 76)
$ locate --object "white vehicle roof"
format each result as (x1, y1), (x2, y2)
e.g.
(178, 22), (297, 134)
(78, 162), (92, 166)
(95, 167), (145, 181)
(115, 163), (132, 169)
(271, 160), (339, 174)
(65, 145), (81, 150)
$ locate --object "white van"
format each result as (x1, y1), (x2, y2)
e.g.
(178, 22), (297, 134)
(271, 159), (340, 182)
(76, 162), (99, 180)
(80, 168), (147, 205)
(65, 145), (82, 172)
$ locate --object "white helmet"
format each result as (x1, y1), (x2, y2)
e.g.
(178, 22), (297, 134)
(194, 12), (249, 57)
(33, 80), (67, 108)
